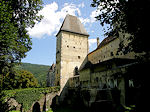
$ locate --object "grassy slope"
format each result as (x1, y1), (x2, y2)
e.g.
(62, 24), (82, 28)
(19, 63), (50, 85)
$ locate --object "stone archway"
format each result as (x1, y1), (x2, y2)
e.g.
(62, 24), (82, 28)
(32, 102), (41, 112)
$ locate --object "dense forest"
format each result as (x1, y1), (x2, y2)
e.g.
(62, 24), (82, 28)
(18, 63), (50, 87)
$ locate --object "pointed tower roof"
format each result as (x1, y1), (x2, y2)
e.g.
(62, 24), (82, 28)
(56, 14), (89, 37)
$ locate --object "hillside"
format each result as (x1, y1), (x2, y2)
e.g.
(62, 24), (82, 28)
(19, 63), (50, 86)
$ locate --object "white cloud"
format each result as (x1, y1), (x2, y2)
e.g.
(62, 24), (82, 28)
(27, 1), (106, 39)
(90, 9), (101, 23)
(88, 39), (97, 47)
(27, 2), (85, 38)
(61, 3), (81, 16)
(79, 17), (90, 25)
(27, 1), (116, 38)
(27, 2), (60, 38)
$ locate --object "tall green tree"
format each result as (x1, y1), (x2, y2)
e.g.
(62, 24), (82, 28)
(91, 0), (150, 60)
(0, 0), (43, 90)
(3, 70), (38, 89)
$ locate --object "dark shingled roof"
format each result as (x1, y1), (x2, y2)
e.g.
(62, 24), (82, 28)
(97, 36), (116, 49)
(79, 58), (137, 71)
(56, 14), (89, 36)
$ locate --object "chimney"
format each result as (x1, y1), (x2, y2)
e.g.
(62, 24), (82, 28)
(97, 37), (100, 47)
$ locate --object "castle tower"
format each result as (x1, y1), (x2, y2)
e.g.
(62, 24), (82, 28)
(55, 14), (89, 90)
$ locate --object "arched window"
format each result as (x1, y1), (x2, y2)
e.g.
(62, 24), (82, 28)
(107, 79), (114, 88)
(96, 77), (99, 82)
(74, 66), (79, 76)
(129, 79), (134, 87)
(57, 81), (60, 86)
(78, 56), (80, 59)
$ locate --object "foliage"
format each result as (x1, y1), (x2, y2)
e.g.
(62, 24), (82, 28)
(1, 87), (60, 111)
(91, 0), (150, 59)
(17, 63), (50, 87)
(0, 0), (43, 90)
(14, 70), (38, 88)
(2, 69), (38, 90)
(1, 62), (50, 90)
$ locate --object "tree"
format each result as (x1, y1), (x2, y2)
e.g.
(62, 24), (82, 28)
(16, 70), (38, 88)
(91, 0), (150, 60)
(3, 70), (38, 89)
(0, 0), (43, 90)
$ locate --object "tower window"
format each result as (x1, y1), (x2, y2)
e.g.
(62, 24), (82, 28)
(73, 46), (75, 48)
(78, 56), (80, 59)
(95, 77), (99, 82)
(74, 66), (79, 76)
(110, 52), (113, 56)
(57, 81), (60, 86)
(67, 45), (69, 48)
(56, 51), (60, 54)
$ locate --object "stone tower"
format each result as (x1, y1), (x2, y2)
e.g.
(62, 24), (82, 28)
(55, 14), (89, 90)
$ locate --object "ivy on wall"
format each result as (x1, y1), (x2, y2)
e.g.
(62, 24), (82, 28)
(1, 87), (60, 111)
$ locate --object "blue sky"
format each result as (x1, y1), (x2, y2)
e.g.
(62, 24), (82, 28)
(22, 0), (106, 66)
